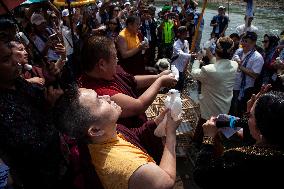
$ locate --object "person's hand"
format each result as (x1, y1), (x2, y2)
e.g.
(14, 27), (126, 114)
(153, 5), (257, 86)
(246, 84), (272, 113)
(154, 108), (169, 125)
(44, 86), (64, 107)
(159, 74), (178, 88)
(165, 110), (181, 135)
(54, 43), (66, 58)
(191, 53), (198, 59)
(205, 48), (214, 61)
(27, 77), (45, 85)
(196, 51), (203, 61)
(139, 41), (149, 50)
(158, 70), (171, 78)
(202, 117), (218, 137)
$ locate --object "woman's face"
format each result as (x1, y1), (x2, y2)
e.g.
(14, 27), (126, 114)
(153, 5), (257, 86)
(0, 41), (21, 82)
(11, 42), (29, 65)
(262, 36), (270, 49)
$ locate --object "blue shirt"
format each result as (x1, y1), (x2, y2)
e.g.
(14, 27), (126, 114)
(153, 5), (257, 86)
(194, 12), (204, 31)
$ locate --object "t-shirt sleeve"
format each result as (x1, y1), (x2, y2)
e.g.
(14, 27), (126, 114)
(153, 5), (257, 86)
(251, 55), (264, 74)
(210, 16), (217, 24)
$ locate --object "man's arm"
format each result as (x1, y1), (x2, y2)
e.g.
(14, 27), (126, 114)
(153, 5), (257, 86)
(111, 75), (177, 117)
(129, 113), (179, 189)
(238, 65), (259, 79)
(134, 70), (171, 89)
(238, 56), (264, 80)
(117, 35), (142, 59)
(191, 60), (207, 82)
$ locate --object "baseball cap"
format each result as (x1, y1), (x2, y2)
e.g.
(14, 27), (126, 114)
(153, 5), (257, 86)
(124, 1), (130, 6)
(218, 5), (226, 10)
(30, 13), (46, 25)
(62, 9), (69, 17)
(178, 26), (187, 34)
(242, 31), (258, 41)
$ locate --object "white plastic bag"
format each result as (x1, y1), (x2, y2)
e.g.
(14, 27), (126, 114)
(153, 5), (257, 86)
(154, 89), (183, 137)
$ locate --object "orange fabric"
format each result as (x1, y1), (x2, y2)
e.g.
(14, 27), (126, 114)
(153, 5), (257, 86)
(88, 133), (155, 189)
(119, 28), (140, 50)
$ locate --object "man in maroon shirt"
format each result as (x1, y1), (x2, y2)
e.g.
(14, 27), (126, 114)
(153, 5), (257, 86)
(79, 36), (177, 129)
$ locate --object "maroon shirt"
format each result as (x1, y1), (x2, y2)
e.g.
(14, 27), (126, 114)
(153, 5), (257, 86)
(78, 66), (148, 128)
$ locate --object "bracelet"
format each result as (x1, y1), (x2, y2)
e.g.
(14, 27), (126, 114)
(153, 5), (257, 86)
(202, 136), (215, 145)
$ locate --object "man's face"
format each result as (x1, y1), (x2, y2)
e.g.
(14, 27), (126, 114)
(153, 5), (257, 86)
(241, 38), (255, 51)
(102, 45), (118, 78)
(231, 37), (240, 47)
(128, 20), (140, 34)
(0, 41), (21, 82)
(78, 88), (122, 127)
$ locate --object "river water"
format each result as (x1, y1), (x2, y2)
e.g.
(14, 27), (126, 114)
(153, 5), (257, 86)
(157, 2), (284, 46)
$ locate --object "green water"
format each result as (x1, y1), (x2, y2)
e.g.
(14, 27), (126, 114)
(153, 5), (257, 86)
(157, 2), (284, 46)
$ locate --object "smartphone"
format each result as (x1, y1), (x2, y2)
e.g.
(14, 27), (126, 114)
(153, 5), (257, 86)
(48, 33), (61, 44)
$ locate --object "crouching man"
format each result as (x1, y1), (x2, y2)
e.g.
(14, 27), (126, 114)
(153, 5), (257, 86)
(55, 87), (180, 189)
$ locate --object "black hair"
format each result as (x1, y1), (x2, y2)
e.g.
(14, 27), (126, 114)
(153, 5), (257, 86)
(126, 15), (139, 27)
(263, 33), (280, 50)
(177, 26), (187, 36)
(229, 33), (240, 40)
(80, 35), (114, 72)
(254, 91), (284, 148)
(54, 87), (97, 140)
(0, 18), (16, 31)
(242, 31), (258, 42)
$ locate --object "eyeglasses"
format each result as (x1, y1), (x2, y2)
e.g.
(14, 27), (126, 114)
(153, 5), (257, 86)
(262, 40), (269, 43)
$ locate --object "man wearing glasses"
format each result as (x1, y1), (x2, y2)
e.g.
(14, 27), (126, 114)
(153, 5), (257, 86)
(230, 31), (264, 117)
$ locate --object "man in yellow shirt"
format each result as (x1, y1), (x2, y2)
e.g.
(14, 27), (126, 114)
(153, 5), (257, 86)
(56, 88), (180, 189)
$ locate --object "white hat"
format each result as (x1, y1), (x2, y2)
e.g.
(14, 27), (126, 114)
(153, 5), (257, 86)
(30, 13), (46, 25)
(218, 5), (226, 10)
(62, 9), (69, 17)
(124, 1), (131, 6)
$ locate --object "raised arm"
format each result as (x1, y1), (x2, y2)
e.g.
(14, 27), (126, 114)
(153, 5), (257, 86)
(129, 113), (180, 189)
(111, 75), (177, 117)
(134, 70), (172, 89)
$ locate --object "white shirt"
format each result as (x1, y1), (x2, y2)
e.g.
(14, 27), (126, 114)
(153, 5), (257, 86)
(172, 39), (191, 72)
(233, 49), (264, 90)
(191, 58), (239, 119)
(236, 24), (258, 36)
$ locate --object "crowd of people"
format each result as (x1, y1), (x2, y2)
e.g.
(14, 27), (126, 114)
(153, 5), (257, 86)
(0, 0), (284, 188)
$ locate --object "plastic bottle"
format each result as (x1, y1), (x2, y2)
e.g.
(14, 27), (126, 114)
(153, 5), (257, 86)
(141, 37), (148, 54)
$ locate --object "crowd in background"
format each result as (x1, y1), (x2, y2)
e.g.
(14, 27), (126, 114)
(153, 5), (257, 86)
(0, 0), (284, 188)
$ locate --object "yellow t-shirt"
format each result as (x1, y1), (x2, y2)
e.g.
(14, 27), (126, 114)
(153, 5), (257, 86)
(88, 134), (155, 189)
(119, 28), (140, 50)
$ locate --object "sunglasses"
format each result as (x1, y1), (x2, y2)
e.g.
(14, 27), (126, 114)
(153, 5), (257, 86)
(109, 22), (118, 25)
